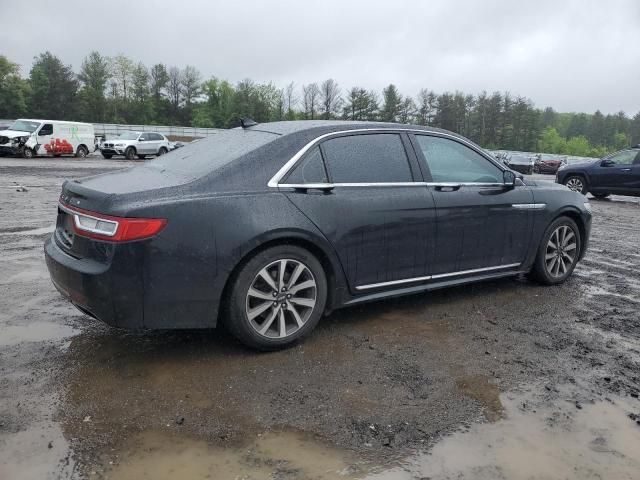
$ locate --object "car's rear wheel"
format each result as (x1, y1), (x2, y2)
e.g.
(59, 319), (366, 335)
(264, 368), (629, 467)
(101, 153), (112, 159)
(530, 216), (581, 285)
(75, 145), (88, 158)
(157, 147), (168, 156)
(564, 175), (587, 194)
(124, 147), (136, 160)
(225, 245), (327, 350)
(591, 192), (610, 199)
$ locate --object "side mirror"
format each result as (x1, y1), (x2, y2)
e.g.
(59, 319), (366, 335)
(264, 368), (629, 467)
(503, 170), (517, 188)
(601, 159), (615, 167)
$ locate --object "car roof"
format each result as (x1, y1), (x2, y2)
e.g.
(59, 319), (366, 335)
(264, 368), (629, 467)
(242, 120), (454, 137)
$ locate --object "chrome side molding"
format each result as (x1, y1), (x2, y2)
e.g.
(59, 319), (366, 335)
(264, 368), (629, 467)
(355, 263), (522, 291)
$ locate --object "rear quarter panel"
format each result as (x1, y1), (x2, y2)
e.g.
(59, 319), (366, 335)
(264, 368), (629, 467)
(131, 192), (346, 329)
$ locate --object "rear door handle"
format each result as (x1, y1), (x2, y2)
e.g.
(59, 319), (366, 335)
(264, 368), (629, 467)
(621, 168), (632, 172)
(433, 184), (461, 192)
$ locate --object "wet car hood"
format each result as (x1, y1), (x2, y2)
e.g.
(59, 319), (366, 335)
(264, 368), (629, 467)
(561, 160), (598, 170)
(0, 129), (32, 139)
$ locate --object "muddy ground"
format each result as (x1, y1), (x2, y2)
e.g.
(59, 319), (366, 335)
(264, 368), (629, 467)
(0, 158), (639, 479)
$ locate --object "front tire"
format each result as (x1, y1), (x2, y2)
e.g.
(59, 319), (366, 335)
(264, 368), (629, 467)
(124, 147), (136, 160)
(564, 175), (587, 194)
(21, 147), (34, 159)
(224, 245), (327, 350)
(530, 216), (581, 285)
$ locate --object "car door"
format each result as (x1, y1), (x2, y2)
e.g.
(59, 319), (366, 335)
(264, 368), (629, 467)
(280, 131), (437, 291)
(137, 133), (152, 154)
(411, 133), (533, 276)
(148, 133), (162, 154)
(36, 123), (53, 155)
(590, 150), (638, 192)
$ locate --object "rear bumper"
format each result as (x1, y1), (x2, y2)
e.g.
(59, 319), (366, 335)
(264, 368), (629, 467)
(44, 235), (145, 328)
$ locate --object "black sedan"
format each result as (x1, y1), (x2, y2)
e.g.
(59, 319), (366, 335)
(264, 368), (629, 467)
(45, 121), (591, 350)
(556, 146), (640, 198)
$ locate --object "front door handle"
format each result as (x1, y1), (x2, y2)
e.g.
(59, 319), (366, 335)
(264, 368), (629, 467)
(621, 168), (632, 172)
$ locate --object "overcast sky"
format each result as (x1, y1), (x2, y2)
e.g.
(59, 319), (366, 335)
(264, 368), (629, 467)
(1, 0), (638, 114)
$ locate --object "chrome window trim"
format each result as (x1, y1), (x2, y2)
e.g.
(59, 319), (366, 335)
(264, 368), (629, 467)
(267, 128), (507, 188)
(355, 263), (521, 291)
(511, 203), (547, 210)
(278, 181), (520, 189)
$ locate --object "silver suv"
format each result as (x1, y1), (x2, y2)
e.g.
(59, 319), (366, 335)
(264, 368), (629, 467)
(100, 131), (170, 160)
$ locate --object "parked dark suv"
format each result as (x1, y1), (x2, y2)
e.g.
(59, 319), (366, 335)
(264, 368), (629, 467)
(45, 121), (591, 350)
(556, 146), (640, 198)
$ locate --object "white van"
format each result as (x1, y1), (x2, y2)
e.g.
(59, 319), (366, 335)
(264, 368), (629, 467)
(0, 119), (95, 158)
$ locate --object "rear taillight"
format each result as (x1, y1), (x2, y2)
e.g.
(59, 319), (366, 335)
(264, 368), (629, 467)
(62, 204), (167, 242)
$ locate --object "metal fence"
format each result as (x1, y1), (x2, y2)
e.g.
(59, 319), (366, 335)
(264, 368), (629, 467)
(0, 120), (224, 139)
(93, 123), (224, 139)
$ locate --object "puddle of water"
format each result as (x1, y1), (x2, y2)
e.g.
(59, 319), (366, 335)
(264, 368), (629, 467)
(101, 430), (366, 480)
(0, 421), (75, 480)
(368, 392), (640, 480)
(2, 225), (55, 236)
(0, 321), (78, 347)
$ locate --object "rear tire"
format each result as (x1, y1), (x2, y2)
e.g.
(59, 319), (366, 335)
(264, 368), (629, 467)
(101, 153), (113, 159)
(563, 175), (587, 194)
(75, 145), (88, 158)
(224, 245), (327, 351)
(124, 147), (136, 160)
(157, 147), (168, 156)
(530, 216), (581, 285)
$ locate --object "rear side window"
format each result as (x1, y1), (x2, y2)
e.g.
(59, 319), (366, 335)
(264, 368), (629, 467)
(321, 133), (413, 183)
(285, 146), (328, 183)
(415, 135), (501, 183)
(150, 133), (163, 141)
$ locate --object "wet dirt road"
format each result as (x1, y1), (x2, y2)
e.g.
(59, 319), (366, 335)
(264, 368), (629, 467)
(1, 159), (639, 479)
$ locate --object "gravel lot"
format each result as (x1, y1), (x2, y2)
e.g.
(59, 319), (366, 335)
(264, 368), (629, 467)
(1, 158), (639, 479)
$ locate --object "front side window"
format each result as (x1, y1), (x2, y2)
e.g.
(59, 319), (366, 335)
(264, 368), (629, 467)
(607, 150), (638, 165)
(415, 135), (502, 183)
(38, 124), (53, 136)
(321, 133), (413, 183)
(285, 146), (328, 184)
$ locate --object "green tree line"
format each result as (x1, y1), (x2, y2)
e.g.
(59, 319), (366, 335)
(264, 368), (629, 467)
(1, 51), (639, 156)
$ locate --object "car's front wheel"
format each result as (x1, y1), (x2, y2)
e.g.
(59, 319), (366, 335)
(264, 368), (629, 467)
(124, 147), (136, 160)
(225, 245), (327, 350)
(530, 216), (581, 285)
(564, 175), (587, 194)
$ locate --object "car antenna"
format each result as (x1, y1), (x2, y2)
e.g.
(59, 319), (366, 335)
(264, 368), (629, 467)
(240, 118), (258, 129)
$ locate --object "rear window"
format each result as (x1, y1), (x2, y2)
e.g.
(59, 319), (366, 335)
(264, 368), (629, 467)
(147, 129), (278, 177)
(321, 133), (413, 183)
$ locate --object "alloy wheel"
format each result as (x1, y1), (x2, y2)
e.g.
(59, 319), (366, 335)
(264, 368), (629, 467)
(545, 225), (577, 278)
(245, 259), (317, 339)
(565, 177), (583, 193)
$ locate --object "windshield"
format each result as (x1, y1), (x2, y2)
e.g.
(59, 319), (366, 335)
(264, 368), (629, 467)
(148, 129), (278, 178)
(8, 120), (40, 133)
(115, 131), (141, 140)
